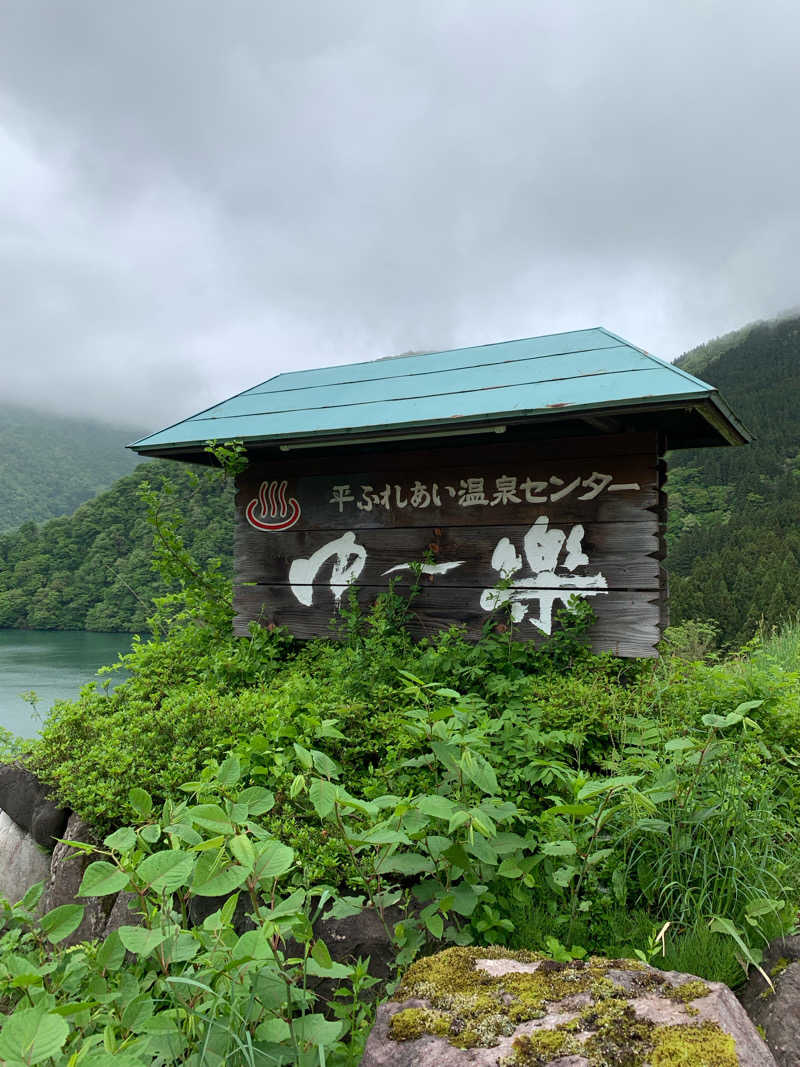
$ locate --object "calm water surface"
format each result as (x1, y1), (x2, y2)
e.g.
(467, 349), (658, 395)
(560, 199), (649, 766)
(0, 630), (134, 738)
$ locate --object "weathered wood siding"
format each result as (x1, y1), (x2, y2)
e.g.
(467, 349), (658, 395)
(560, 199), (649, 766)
(234, 433), (665, 656)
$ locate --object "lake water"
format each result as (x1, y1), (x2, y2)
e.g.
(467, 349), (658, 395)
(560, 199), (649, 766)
(0, 630), (134, 739)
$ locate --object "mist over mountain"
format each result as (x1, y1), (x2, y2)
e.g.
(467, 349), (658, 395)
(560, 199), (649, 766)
(0, 405), (144, 533)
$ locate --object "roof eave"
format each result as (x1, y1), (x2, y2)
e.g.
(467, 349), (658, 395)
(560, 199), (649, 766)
(127, 388), (749, 460)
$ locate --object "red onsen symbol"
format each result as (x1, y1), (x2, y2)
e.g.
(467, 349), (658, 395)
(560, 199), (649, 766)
(245, 479), (301, 531)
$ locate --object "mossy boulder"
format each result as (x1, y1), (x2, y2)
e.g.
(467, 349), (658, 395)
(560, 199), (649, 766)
(361, 947), (776, 1066)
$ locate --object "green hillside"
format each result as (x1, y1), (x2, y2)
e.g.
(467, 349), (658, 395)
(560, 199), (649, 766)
(666, 312), (800, 644)
(0, 405), (144, 532)
(0, 461), (231, 632)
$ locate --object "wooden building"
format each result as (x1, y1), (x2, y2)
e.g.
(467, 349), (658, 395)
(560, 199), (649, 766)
(130, 328), (748, 657)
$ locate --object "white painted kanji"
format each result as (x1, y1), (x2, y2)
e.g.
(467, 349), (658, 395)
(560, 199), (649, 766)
(479, 516), (607, 634)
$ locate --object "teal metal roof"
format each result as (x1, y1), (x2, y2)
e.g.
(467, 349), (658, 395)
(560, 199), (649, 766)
(129, 327), (749, 456)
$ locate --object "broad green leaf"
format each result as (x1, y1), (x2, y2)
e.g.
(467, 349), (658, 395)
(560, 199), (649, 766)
(309, 778), (337, 818)
(78, 861), (130, 897)
(191, 860), (248, 897)
(253, 840), (294, 881)
(233, 928), (272, 961)
(451, 882), (482, 917)
(311, 938), (333, 969)
(576, 775), (641, 800)
(470, 810), (496, 838)
(4, 953), (44, 981)
(266, 887), (307, 919)
(492, 831), (528, 854)
(664, 737), (697, 753)
(121, 994), (154, 1032)
(187, 804), (235, 835)
(189, 834), (227, 852)
(416, 795), (457, 820)
(216, 754), (241, 787)
(306, 957), (353, 978)
(136, 849), (195, 892)
(377, 852), (435, 875)
(430, 740), (460, 776)
(220, 891), (239, 925)
(128, 787), (153, 818)
(460, 749), (499, 795)
(163, 823), (202, 846)
(553, 865), (578, 887)
(293, 742), (313, 769)
(586, 848), (614, 866)
(329, 895), (364, 919)
(448, 810), (471, 834)
(292, 1014), (343, 1046)
(425, 835), (454, 859)
(745, 898), (784, 918)
(541, 840), (577, 857)
(356, 827), (411, 846)
(19, 881), (44, 912)
(424, 912), (444, 938)
(49, 1001), (101, 1018)
(497, 858), (524, 878)
(118, 925), (169, 956)
(229, 834), (256, 871)
(40, 904), (84, 944)
(734, 699), (764, 714)
(256, 1018), (292, 1043)
(442, 841), (471, 871)
(466, 836), (497, 865)
(96, 930), (126, 971)
(0, 1007), (69, 1065)
(311, 748), (341, 779)
(238, 786), (275, 815)
(701, 713), (730, 729)
(138, 823), (161, 844)
(317, 719), (346, 740)
(291, 912), (314, 943)
(104, 826), (137, 852)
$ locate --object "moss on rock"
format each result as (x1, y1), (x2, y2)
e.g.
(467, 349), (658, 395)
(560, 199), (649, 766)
(386, 949), (742, 1064)
(650, 1021), (737, 1065)
(389, 1007), (451, 1041)
(501, 1029), (581, 1065)
(667, 980), (712, 1005)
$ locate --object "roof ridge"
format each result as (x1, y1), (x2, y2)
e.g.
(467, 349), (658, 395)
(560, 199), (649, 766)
(597, 327), (715, 392)
(266, 327), (609, 383)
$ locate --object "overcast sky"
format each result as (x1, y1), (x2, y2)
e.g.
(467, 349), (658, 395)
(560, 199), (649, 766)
(1, 2), (798, 431)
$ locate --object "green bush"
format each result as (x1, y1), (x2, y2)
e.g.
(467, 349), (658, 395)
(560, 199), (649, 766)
(18, 455), (800, 1013)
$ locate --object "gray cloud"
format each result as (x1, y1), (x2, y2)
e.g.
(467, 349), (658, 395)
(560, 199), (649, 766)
(1, 1), (798, 429)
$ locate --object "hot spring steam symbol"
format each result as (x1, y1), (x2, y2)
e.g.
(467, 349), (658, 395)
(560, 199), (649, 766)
(245, 479), (301, 532)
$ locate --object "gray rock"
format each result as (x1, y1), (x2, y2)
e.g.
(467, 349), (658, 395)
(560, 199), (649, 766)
(187, 892), (257, 934)
(42, 813), (114, 945)
(104, 891), (144, 937)
(0, 809), (51, 909)
(739, 936), (800, 1066)
(360, 949), (776, 1066)
(315, 905), (400, 982)
(0, 762), (69, 847)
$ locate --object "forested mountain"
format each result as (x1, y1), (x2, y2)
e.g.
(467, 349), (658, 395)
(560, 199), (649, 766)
(667, 313), (800, 644)
(0, 405), (143, 532)
(0, 461), (231, 632)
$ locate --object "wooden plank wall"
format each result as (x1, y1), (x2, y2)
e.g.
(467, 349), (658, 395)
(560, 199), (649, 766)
(233, 432), (665, 656)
